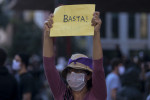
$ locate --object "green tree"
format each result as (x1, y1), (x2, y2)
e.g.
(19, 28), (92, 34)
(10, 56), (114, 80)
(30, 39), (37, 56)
(0, 5), (9, 29)
(10, 20), (42, 57)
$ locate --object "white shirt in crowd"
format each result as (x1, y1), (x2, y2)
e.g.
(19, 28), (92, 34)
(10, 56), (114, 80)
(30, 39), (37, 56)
(147, 94), (150, 100)
(106, 72), (121, 100)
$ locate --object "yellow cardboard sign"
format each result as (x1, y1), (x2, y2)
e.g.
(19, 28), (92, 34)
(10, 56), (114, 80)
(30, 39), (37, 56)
(50, 4), (95, 37)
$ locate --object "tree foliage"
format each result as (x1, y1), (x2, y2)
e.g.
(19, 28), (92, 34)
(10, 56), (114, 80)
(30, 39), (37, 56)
(0, 5), (9, 29)
(10, 20), (42, 57)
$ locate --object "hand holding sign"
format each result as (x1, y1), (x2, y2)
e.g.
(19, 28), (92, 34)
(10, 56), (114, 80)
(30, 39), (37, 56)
(92, 12), (102, 33)
(50, 4), (95, 37)
(44, 14), (54, 37)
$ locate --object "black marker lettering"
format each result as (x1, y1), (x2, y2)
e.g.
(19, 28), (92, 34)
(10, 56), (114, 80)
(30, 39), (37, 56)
(69, 16), (72, 22)
(73, 16), (76, 21)
(81, 16), (85, 22)
(64, 15), (68, 22)
(76, 16), (80, 22)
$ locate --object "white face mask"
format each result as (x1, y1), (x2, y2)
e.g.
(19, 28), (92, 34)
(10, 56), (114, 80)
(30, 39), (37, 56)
(119, 66), (125, 75)
(12, 60), (21, 71)
(66, 72), (86, 91)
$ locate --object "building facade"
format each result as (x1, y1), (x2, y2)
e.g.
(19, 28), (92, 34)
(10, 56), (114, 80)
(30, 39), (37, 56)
(98, 13), (150, 56)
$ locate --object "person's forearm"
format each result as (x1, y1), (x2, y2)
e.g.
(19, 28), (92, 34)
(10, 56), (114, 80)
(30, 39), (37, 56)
(93, 31), (103, 60)
(43, 30), (54, 57)
(111, 89), (117, 100)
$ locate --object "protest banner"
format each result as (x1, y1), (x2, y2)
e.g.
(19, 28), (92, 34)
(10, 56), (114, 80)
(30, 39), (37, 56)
(50, 4), (95, 37)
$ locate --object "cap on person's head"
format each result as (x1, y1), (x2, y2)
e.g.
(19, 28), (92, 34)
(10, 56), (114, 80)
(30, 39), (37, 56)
(0, 48), (7, 66)
(17, 53), (29, 68)
(62, 54), (93, 78)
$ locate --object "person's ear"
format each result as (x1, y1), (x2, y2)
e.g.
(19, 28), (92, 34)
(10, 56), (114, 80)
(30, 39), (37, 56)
(86, 74), (92, 81)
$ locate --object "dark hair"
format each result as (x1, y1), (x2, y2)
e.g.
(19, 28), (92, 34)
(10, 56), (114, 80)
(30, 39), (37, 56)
(17, 53), (29, 68)
(121, 67), (140, 87)
(84, 70), (92, 90)
(64, 87), (73, 100)
(0, 48), (7, 66)
(111, 58), (122, 70)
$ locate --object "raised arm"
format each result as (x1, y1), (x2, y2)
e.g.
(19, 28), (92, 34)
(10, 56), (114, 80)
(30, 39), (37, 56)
(43, 14), (66, 98)
(43, 14), (54, 57)
(92, 12), (103, 60)
(91, 12), (107, 100)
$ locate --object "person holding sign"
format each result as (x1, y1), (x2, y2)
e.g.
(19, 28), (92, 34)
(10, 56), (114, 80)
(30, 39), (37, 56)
(43, 11), (107, 100)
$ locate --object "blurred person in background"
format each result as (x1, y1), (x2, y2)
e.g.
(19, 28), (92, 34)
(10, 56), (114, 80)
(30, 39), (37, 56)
(0, 48), (18, 100)
(12, 53), (35, 100)
(144, 62), (150, 80)
(146, 75), (150, 100)
(28, 54), (54, 100)
(56, 57), (66, 72)
(43, 11), (107, 100)
(28, 55), (44, 98)
(116, 67), (142, 100)
(115, 45), (123, 59)
(106, 58), (124, 100)
(140, 61), (150, 99)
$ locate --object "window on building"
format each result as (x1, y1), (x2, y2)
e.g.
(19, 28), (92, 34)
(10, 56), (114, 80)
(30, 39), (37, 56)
(100, 13), (106, 38)
(140, 13), (148, 39)
(128, 13), (135, 38)
(112, 13), (119, 38)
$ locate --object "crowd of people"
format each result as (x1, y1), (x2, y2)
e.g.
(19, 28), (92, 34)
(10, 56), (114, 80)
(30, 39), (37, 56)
(1, 48), (150, 100)
(0, 48), (54, 100)
(0, 11), (150, 100)
(104, 51), (150, 100)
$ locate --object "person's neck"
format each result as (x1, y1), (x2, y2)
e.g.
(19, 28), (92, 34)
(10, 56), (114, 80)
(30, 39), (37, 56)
(112, 70), (119, 75)
(72, 86), (88, 100)
(19, 66), (27, 75)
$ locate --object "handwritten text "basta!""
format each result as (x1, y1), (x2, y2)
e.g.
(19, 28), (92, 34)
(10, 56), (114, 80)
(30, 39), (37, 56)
(63, 15), (88, 22)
